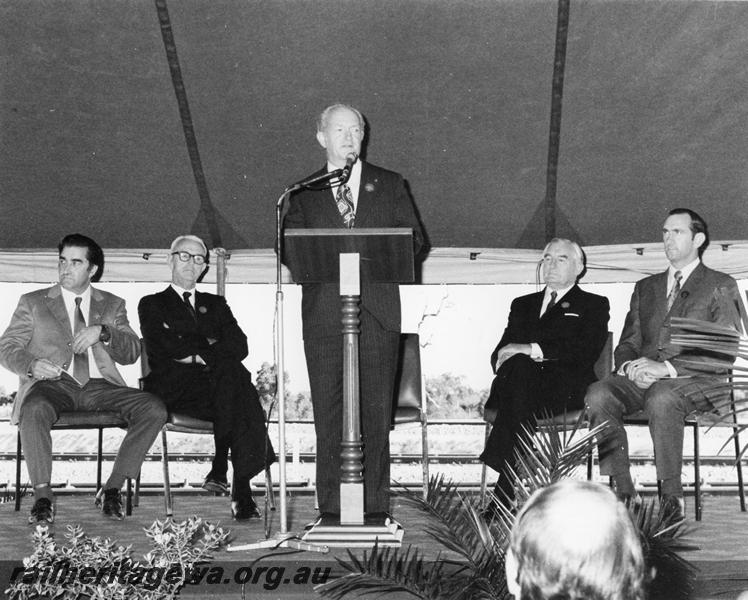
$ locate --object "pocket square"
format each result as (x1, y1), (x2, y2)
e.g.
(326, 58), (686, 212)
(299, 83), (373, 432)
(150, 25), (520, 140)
(564, 312), (580, 317)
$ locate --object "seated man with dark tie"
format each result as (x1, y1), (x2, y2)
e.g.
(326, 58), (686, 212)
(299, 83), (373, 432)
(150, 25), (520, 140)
(0, 233), (167, 524)
(586, 208), (742, 519)
(138, 234), (275, 520)
(479, 238), (610, 507)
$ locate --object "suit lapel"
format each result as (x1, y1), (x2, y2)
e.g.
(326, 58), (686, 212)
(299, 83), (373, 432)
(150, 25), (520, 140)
(89, 286), (106, 326)
(353, 162), (376, 227)
(164, 286), (197, 322)
(45, 285), (73, 336)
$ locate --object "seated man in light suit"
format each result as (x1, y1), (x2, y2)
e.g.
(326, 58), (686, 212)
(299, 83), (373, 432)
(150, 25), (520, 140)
(0, 233), (167, 524)
(586, 208), (742, 519)
(479, 238), (610, 507)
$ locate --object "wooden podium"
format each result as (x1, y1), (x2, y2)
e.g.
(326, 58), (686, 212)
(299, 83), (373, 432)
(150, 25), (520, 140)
(284, 228), (415, 547)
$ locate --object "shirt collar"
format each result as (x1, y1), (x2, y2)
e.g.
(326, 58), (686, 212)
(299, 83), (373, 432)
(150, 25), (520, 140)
(171, 283), (196, 303)
(545, 284), (574, 303)
(60, 284), (91, 305)
(669, 258), (700, 286)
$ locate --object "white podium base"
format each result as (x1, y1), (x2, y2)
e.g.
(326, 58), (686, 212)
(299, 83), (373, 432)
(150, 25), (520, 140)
(302, 513), (404, 547)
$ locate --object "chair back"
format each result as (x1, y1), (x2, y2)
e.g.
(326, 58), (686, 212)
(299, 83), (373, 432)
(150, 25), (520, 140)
(393, 333), (423, 425)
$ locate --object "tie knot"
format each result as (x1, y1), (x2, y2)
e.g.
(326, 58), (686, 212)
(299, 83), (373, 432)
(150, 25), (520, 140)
(183, 291), (191, 302)
(674, 270), (682, 282)
(550, 291), (557, 301)
(75, 297), (82, 307)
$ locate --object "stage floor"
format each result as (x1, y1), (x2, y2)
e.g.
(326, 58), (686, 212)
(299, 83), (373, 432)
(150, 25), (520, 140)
(2, 490), (748, 599)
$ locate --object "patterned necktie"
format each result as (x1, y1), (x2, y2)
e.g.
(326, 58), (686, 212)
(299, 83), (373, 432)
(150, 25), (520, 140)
(543, 291), (558, 316)
(667, 270), (683, 311)
(335, 184), (355, 228)
(182, 291), (197, 320)
(73, 297), (89, 385)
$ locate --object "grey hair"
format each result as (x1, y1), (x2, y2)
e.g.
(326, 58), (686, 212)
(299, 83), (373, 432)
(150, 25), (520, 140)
(316, 103), (365, 132)
(169, 234), (207, 256)
(543, 237), (585, 270)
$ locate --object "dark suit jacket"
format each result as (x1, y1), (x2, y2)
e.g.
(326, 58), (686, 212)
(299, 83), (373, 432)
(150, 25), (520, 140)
(486, 285), (610, 411)
(615, 262), (742, 374)
(0, 284), (141, 424)
(138, 287), (250, 399)
(283, 161), (425, 339)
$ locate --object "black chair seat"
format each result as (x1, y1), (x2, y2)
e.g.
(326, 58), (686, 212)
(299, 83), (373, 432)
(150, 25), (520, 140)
(393, 406), (421, 425)
(54, 411), (127, 428)
(165, 413), (214, 433)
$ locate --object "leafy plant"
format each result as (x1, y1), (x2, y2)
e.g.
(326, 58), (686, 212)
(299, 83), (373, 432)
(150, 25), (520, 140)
(315, 417), (696, 600)
(6, 517), (229, 600)
(670, 315), (748, 459)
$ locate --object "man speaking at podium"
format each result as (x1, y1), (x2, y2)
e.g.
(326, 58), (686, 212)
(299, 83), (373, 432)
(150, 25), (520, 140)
(284, 103), (425, 520)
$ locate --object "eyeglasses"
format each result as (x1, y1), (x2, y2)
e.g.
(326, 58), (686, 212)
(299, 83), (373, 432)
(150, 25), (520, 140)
(171, 251), (206, 265)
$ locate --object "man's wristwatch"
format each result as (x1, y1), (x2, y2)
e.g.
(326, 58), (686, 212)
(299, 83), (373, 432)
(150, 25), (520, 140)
(99, 324), (112, 343)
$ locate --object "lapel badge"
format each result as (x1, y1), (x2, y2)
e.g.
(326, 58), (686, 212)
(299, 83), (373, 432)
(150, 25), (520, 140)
(364, 183), (375, 193)
(198, 306), (207, 314)
(561, 302), (570, 309)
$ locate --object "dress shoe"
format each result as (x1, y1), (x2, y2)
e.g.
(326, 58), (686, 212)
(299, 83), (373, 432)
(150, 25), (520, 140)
(28, 497), (55, 525)
(659, 494), (685, 522)
(231, 496), (261, 521)
(95, 488), (124, 521)
(202, 473), (230, 495)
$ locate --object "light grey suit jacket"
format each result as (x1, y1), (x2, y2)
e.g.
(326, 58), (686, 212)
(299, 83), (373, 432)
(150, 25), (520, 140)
(615, 262), (742, 375)
(0, 284), (141, 424)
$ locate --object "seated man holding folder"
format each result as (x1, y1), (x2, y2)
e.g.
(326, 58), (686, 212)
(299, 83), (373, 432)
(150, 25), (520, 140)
(283, 103), (425, 519)
(0, 233), (166, 524)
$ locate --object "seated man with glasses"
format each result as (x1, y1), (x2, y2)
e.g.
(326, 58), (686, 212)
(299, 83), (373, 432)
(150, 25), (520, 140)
(138, 234), (275, 520)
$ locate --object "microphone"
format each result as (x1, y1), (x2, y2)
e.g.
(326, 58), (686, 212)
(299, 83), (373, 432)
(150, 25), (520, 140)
(340, 153), (358, 183)
(286, 167), (344, 192)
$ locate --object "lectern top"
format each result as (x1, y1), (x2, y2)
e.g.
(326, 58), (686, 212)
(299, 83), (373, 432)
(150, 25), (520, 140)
(283, 227), (415, 284)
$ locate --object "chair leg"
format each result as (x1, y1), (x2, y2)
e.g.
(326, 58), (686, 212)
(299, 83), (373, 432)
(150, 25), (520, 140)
(479, 423), (491, 507)
(125, 478), (133, 516)
(161, 429), (173, 517)
(15, 430), (22, 512)
(134, 472), (141, 508)
(420, 416), (429, 501)
(586, 447), (593, 481)
(265, 467), (276, 511)
(96, 427), (104, 491)
(693, 422), (701, 521)
(734, 423), (746, 512)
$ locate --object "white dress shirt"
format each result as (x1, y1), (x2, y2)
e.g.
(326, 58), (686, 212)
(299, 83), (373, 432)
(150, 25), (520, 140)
(60, 285), (103, 379)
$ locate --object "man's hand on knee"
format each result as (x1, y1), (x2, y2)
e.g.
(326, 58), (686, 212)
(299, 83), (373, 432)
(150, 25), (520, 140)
(626, 358), (669, 389)
(495, 343), (532, 371)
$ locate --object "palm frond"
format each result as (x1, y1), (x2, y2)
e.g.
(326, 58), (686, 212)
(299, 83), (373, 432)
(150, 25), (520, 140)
(314, 543), (445, 600)
(631, 500), (698, 600)
(669, 317), (748, 460)
(397, 475), (507, 575)
(507, 415), (610, 504)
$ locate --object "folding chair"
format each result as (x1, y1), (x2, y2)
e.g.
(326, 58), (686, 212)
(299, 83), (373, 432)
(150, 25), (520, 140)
(15, 411), (136, 514)
(392, 333), (429, 499)
(479, 332), (613, 497)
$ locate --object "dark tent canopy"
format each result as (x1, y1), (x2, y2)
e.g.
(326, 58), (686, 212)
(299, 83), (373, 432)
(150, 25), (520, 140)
(2, 0), (748, 253)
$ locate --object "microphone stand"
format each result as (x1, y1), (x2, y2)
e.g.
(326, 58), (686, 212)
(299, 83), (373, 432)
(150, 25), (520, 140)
(229, 174), (343, 554)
